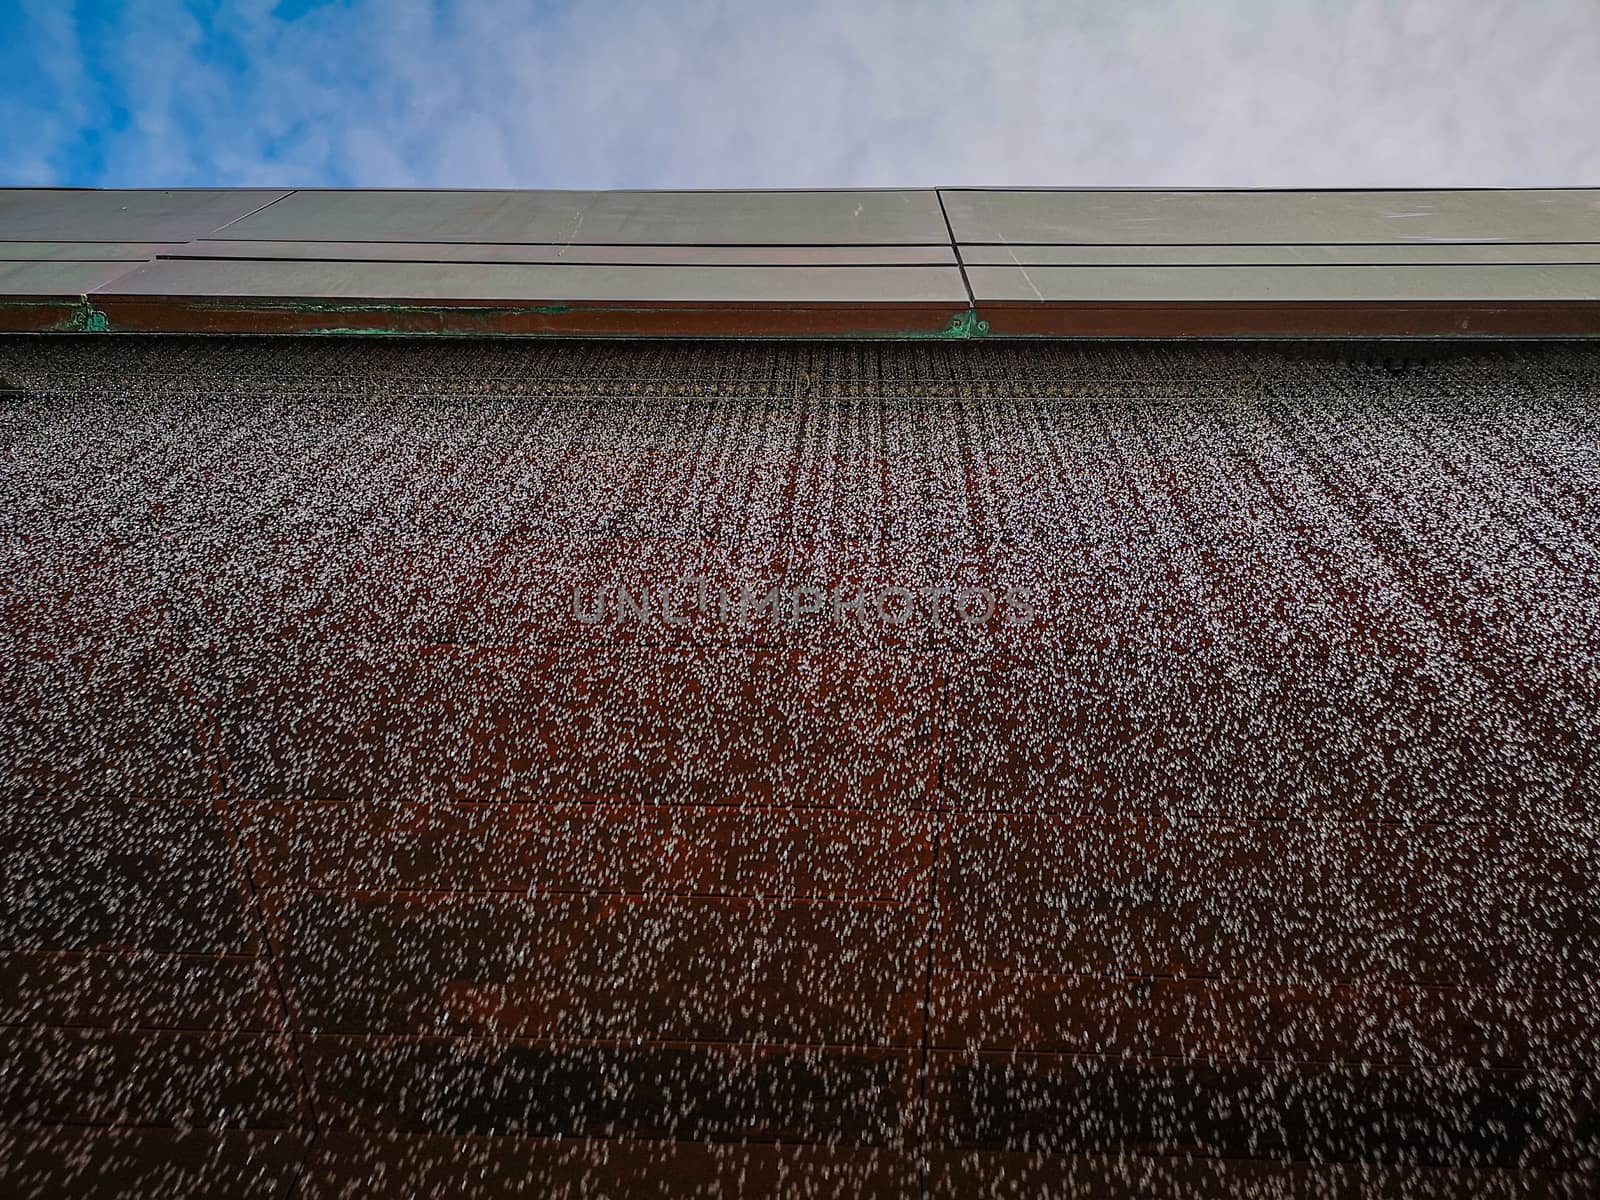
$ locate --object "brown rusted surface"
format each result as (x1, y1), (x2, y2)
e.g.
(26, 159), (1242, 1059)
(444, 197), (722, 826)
(0, 1131), (304, 1200)
(92, 296), (971, 337)
(238, 800), (934, 899)
(979, 300), (1600, 337)
(0, 1029), (303, 1127)
(922, 1153), (1592, 1199)
(0, 952), (281, 1031)
(0, 299), (86, 332)
(299, 1136), (916, 1200)
(2, 338), (1597, 1197)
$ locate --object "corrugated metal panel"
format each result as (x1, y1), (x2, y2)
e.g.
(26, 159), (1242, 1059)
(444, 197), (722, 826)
(943, 189), (1600, 245)
(0, 190), (290, 241)
(3, 337), (1598, 1194)
(175, 240), (958, 266)
(217, 189), (949, 246)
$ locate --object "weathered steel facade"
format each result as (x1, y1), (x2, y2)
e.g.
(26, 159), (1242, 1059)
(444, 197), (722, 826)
(1, 191), (1598, 1198)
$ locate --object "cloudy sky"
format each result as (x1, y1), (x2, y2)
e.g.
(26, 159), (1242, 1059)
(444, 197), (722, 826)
(2, 0), (1597, 189)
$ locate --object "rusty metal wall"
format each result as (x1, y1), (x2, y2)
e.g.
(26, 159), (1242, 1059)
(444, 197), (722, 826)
(0, 338), (1596, 1197)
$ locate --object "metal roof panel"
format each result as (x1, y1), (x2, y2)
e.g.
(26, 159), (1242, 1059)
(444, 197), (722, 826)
(0, 242), (181, 262)
(102, 258), (970, 304)
(0, 260), (148, 295)
(967, 263), (1600, 302)
(960, 242), (1600, 267)
(176, 240), (958, 266)
(218, 189), (949, 246)
(0, 190), (290, 242)
(943, 189), (1600, 245)
(3, 187), (1600, 338)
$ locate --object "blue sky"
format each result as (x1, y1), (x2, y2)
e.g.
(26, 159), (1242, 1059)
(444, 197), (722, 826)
(3, 0), (1598, 189)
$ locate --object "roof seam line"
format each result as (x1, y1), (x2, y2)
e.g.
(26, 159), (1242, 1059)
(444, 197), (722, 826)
(934, 189), (977, 314)
(202, 189), (302, 240)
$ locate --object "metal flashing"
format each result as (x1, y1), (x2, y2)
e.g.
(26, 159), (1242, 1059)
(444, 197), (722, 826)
(2, 186), (1599, 338)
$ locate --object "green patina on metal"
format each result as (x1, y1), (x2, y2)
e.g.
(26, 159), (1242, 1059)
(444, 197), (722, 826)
(0, 302), (92, 334)
(300, 327), (435, 336)
(21, 297), (988, 339)
(944, 309), (991, 338)
(211, 298), (575, 335)
(194, 299), (985, 339)
(885, 309), (991, 340)
(70, 297), (110, 333)
(263, 300), (574, 317)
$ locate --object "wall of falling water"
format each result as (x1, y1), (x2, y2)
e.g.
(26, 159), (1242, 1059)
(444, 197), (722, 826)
(0, 337), (1596, 1198)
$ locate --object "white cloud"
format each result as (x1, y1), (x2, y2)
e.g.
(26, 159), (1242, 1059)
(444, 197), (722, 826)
(8, 0), (1600, 187)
